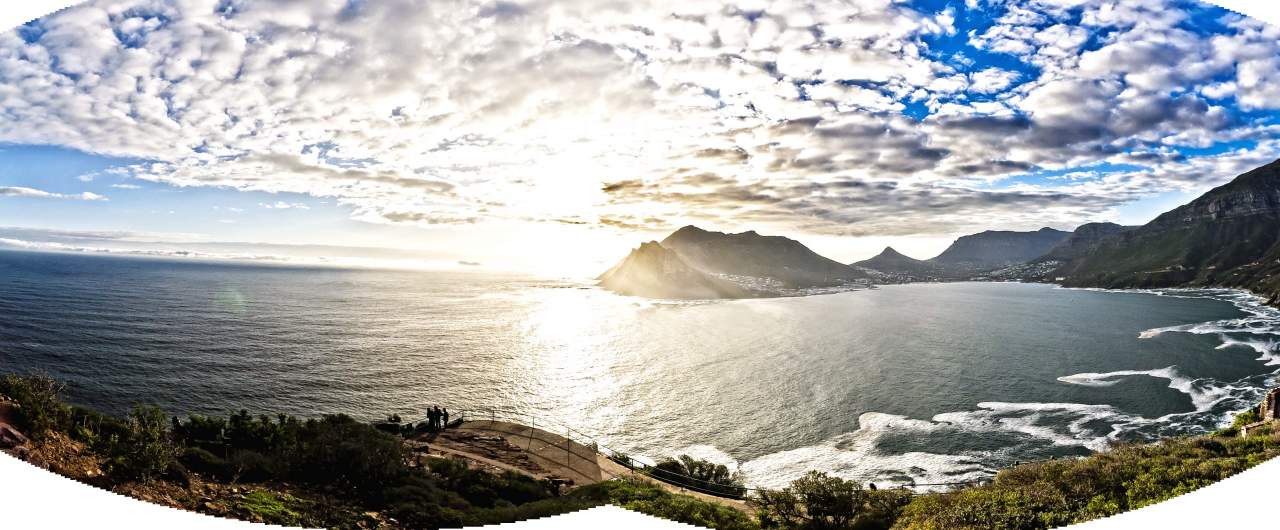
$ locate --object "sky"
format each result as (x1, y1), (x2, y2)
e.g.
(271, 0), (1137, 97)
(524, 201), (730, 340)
(1, 0), (1279, 277)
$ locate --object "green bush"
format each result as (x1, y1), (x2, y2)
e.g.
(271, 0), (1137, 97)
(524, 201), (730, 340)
(648, 455), (747, 498)
(173, 414), (228, 444)
(382, 473), (471, 529)
(0, 373), (71, 439)
(427, 457), (557, 508)
(228, 449), (279, 483)
(99, 405), (180, 482)
(573, 477), (758, 530)
(750, 471), (908, 530)
(180, 446), (231, 479)
(286, 414), (407, 494)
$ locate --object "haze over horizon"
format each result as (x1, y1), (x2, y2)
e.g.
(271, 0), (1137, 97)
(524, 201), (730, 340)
(3, 0), (1280, 276)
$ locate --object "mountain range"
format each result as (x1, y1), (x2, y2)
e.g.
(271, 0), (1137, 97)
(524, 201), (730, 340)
(600, 158), (1280, 303)
(850, 228), (1072, 280)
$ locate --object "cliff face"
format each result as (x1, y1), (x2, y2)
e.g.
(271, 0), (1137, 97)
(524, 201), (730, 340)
(597, 241), (750, 299)
(1056, 159), (1280, 303)
(928, 228), (1071, 272)
(1148, 162), (1280, 226)
(659, 225), (867, 288)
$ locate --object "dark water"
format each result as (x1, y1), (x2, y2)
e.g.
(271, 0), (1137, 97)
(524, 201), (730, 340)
(2, 250), (1277, 488)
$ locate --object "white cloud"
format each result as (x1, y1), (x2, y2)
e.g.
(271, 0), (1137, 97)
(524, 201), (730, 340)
(0, 186), (107, 201)
(259, 201), (309, 210)
(969, 68), (1021, 93)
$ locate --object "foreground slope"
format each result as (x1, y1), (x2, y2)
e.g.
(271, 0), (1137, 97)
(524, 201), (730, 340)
(1057, 159), (1280, 303)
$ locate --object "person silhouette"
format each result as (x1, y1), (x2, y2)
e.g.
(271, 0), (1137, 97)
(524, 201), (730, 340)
(442, 408), (450, 429)
(427, 406), (439, 431)
(432, 406), (443, 431)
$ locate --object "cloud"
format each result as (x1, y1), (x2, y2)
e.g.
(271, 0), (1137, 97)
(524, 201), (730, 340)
(259, 201), (309, 210)
(0, 0), (1277, 242)
(0, 186), (106, 201)
(969, 68), (1021, 94)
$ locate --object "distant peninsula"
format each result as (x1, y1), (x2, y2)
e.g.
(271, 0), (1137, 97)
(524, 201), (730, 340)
(599, 226), (870, 299)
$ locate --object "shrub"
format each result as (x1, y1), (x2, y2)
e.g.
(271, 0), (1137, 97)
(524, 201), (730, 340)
(382, 473), (471, 529)
(750, 471), (906, 530)
(648, 455), (747, 498)
(100, 405), (180, 482)
(574, 477), (759, 530)
(427, 457), (557, 508)
(610, 451), (635, 468)
(231, 490), (305, 526)
(292, 415), (406, 490)
(0, 373), (71, 439)
(173, 414), (228, 445)
(180, 446), (231, 479)
(228, 449), (278, 483)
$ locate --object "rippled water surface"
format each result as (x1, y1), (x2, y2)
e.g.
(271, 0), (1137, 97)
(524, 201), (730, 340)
(3, 250), (1278, 488)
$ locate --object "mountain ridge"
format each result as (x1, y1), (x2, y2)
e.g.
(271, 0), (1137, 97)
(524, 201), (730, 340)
(1055, 158), (1280, 303)
(851, 246), (947, 280)
(928, 227), (1071, 272)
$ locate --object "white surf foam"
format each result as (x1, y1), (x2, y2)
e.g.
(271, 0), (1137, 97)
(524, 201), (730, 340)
(1056, 366), (1234, 413)
(736, 412), (995, 490)
(1217, 335), (1280, 365)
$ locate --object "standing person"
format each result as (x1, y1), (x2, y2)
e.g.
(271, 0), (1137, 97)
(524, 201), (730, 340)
(442, 408), (450, 429)
(427, 406), (439, 431)
(433, 406), (443, 431)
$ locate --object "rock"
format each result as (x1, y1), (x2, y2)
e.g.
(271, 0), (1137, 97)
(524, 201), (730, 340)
(0, 422), (29, 449)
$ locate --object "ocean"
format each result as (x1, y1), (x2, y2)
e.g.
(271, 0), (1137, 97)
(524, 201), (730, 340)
(2, 249), (1277, 488)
